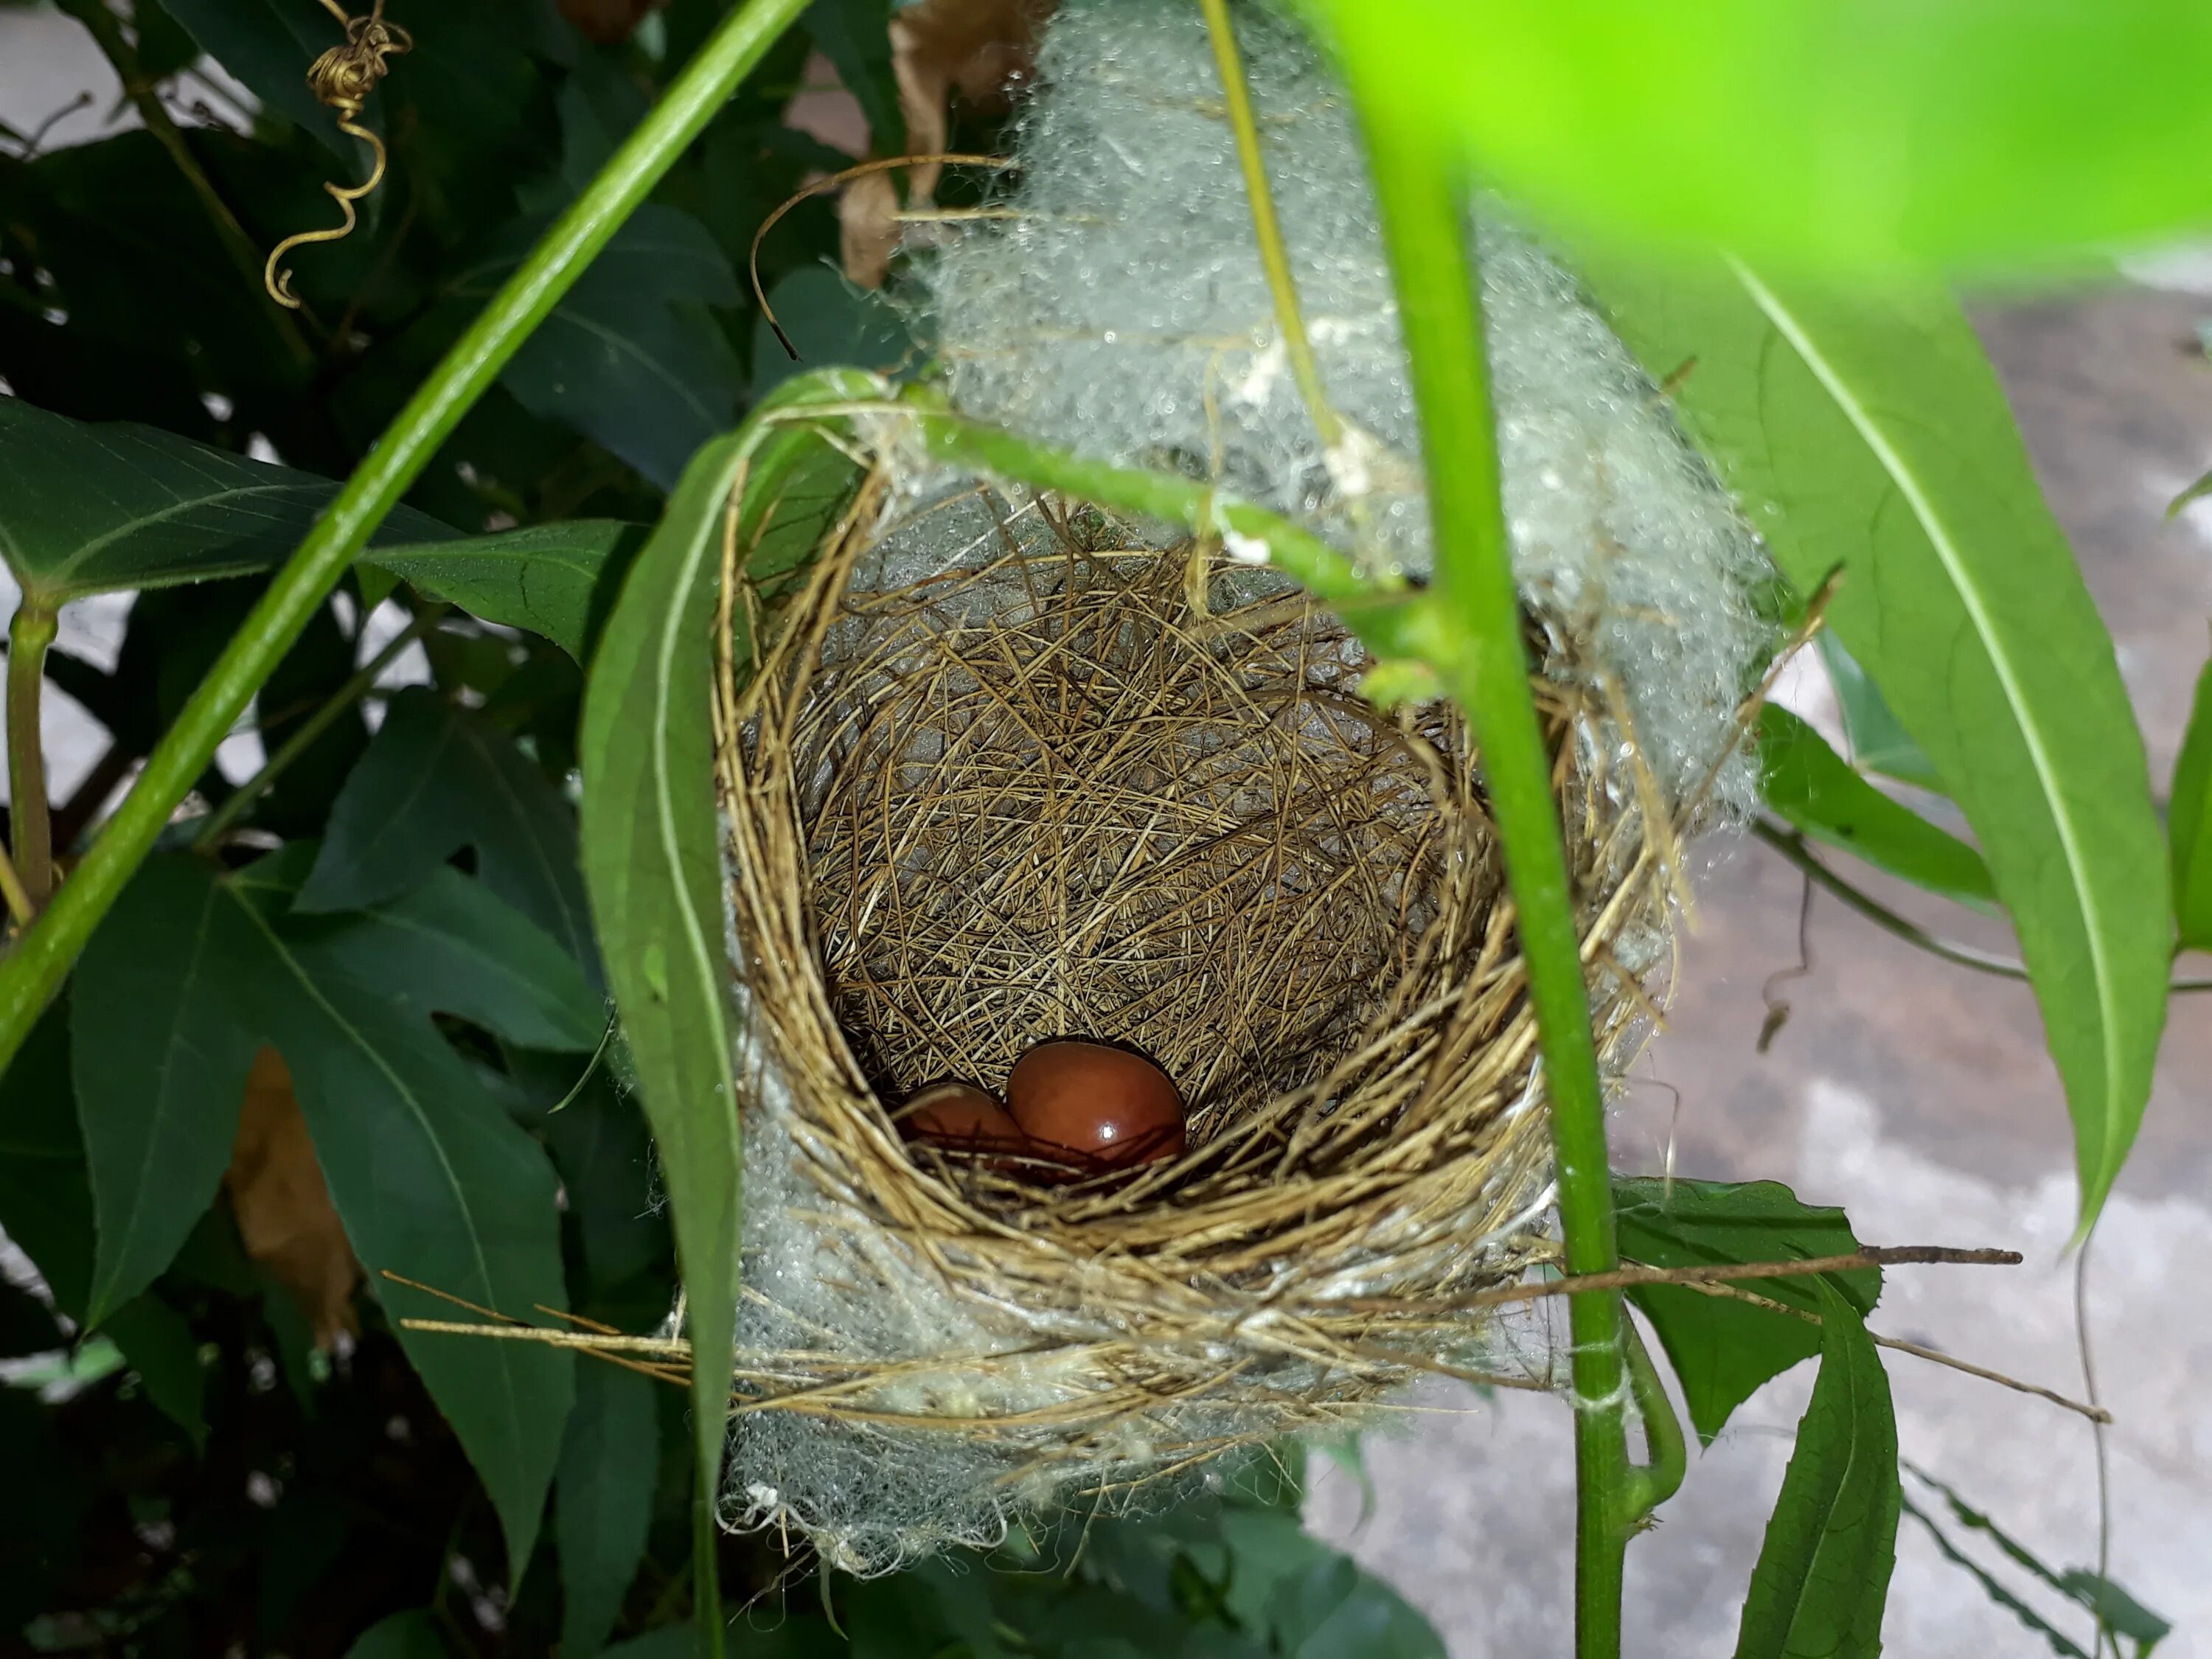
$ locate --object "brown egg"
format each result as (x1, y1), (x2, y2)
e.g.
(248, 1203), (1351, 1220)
(1006, 1040), (1186, 1168)
(899, 1079), (1026, 1152)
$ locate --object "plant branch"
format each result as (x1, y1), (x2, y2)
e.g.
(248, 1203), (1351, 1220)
(1350, 95), (1632, 1659)
(7, 602), (58, 907)
(0, 0), (815, 1082)
(191, 604), (446, 852)
(1198, 0), (1343, 451)
(1754, 820), (2212, 993)
(52, 0), (316, 372)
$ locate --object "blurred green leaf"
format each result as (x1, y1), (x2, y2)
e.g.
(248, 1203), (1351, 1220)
(751, 265), (915, 403)
(1759, 706), (1994, 912)
(1733, 1287), (1899, 1658)
(557, 1360), (661, 1657)
(300, 688), (596, 970)
(579, 369), (875, 1646)
(256, 596), (372, 836)
(2170, 658), (2212, 951)
(1586, 257), (2171, 1234)
(1614, 1178), (1877, 1446)
(1310, 0), (2212, 271)
(1813, 633), (1945, 794)
(366, 521), (639, 661)
(805, 0), (901, 151)
(102, 1293), (209, 1448)
(442, 207), (744, 490)
(2056, 1573), (2171, 1656)
(344, 1610), (452, 1659)
(0, 400), (448, 602)
(77, 850), (574, 1577)
(154, 0), (359, 158)
(0, 1001), (94, 1321)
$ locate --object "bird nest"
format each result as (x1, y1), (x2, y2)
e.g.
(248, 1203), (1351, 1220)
(708, 480), (1680, 1573)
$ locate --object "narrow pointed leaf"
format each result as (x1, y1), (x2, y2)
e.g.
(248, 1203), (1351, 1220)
(0, 1003), (94, 1320)
(1586, 259), (2171, 1230)
(1734, 1287), (1900, 1659)
(2170, 658), (2212, 950)
(1759, 706), (1995, 911)
(364, 522), (639, 661)
(557, 1361), (661, 1657)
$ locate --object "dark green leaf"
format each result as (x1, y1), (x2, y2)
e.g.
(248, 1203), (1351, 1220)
(445, 207), (744, 490)
(538, 1066), (670, 1304)
(154, 0), (358, 158)
(0, 400), (448, 603)
(0, 1000), (95, 1321)
(2170, 658), (2212, 951)
(1614, 1177), (1877, 1445)
(557, 1361), (661, 1657)
(580, 369), (876, 1646)
(102, 1293), (209, 1448)
(84, 851), (574, 1576)
(1585, 258), (2173, 1234)
(751, 265), (915, 403)
(256, 597), (372, 837)
(301, 688), (595, 969)
(74, 857), (263, 1326)
(1734, 1287), (1899, 1659)
(805, 0), (902, 152)
(1759, 706), (1994, 911)
(1814, 633), (1944, 794)
(2055, 1573), (2171, 1655)
(365, 521), (639, 662)
(344, 1610), (452, 1659)
(1312, 1), (2212, 271)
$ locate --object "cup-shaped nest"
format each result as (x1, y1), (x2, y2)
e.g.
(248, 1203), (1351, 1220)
(714, 488), (1670, 1573)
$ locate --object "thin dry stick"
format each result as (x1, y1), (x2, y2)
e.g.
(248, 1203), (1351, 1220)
(1685, 1279), (2111, 1425)
(748, 153), (1013, 357)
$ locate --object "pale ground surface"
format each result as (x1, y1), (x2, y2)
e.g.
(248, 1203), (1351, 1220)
(4, 7), (2210, 1655)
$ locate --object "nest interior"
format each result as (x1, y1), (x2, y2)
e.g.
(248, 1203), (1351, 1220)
(714, 484), (1672, 1569)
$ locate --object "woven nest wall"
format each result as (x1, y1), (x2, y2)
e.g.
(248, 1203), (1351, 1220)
(712, 482), (1680, 1573)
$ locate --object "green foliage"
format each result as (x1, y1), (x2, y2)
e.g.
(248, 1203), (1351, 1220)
(1304, 0), (2212, 271)
(1759, 706), (1995, 912)
(364, 521), (638, 662)
(558, 1363), (663, 1658)
(1813, 633), (1945, 794)
(1585, 255), (2172, 1233)
(1613, 1178), (1877, 1446)
(1733, 1287), (1899, 1659)
(2171, 660), (2212, 951)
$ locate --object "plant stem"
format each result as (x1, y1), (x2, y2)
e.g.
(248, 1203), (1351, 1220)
(7, 602), (58, 907)
(53, 0), (316, 372)
(191, 605), (446, 852)
(1197, 0), (1343, 451)
(1350, 100), (1635, 1658)
(0, 0), (813, 1071)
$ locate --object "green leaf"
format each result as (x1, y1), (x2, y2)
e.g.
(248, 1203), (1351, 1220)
(1813, 633), (1945, 794)
(365, 521), (639, 661)
(579, 368), (877, 1645)
(750, 266), (916, 404)
(2170, 658), (2212, 951)
(300, 688), (596, 970)
(1759, 706), (1995, 912)
(1733, 1287), (1899, 1659)
(153, 0), (358, 158)
(0, 1000), (95, 1321)
(102, 1294), (209, 1449)
(343, 1610), (452, 1659)
(557, 1361), (662, 1657)
(1585, 259), (2172, 1233)
(0, 400), (448, 603)
(80, 851), (574, 1577)
(2055, 1573), (2171, 1656)
(1899, 1493), (2093, 1659)
(1614, 1177), (1877, 1445)
(445, 207), (744, 490)
(1307, 0), (2212, 272)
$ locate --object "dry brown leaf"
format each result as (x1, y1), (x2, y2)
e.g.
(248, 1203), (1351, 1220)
(840, 0), (1052, 286)
(224, 1048), (360, 1347)
(559, 0), (664, 46)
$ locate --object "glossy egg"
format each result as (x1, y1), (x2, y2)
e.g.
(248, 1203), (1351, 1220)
(1006, 1040), (1186, 1168)
(900, 1079), (1026, 1151)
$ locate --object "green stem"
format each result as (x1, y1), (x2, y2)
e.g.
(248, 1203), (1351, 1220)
(1350, 99), (1633, 1658)
(190, 605), (447, 852)
(0, 0), (812, 1071)
(53, 0), (316, 372)
(1621, 1316), (1686, 1517)
(1197, 0), (1343, 451)
(7, 602), (58, 907)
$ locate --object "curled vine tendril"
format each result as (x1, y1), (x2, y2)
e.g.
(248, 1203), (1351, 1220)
(262, 0), (411, 310)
